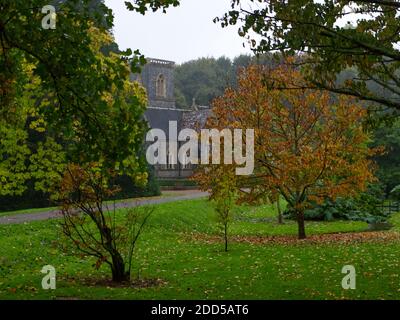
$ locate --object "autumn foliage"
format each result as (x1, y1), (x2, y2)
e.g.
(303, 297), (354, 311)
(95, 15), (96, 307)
(59, 163), (152, 283)
(196, 63), (380, 239)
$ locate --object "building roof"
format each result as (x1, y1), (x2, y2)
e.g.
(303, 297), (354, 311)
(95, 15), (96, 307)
(146, 58), (175, 68)
(144, 108), (184, 135)
(181, 108), (212, 131)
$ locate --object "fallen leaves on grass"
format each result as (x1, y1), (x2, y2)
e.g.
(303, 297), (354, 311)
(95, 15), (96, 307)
(187, 231), (400, 246)
(61, 275), (168, 289)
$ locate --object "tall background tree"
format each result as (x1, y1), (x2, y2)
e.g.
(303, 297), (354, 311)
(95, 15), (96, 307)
(216, 0), (400, 117)
(174, 54), (276, 109)
(371, 118), (400, 195)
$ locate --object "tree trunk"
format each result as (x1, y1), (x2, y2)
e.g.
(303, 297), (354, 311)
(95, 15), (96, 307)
(277, 198), (283, 224)
(224, 223), (228, 252)
(111, 252), (128, 283)
(102, 225), (129, 283)
(296, 210), (306, 240)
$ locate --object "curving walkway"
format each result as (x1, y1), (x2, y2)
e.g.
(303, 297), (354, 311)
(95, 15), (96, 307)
(0, 190), (208, 225)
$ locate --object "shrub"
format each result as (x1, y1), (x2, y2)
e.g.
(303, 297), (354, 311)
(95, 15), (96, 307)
(0, 166), (160, 212)
(59, 164), (153, 283)
(284, 185), (387, 223)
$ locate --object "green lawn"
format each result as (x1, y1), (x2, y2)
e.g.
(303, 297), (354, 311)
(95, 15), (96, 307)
(0, 191), (186, 218)
(0, 199), (399, 300)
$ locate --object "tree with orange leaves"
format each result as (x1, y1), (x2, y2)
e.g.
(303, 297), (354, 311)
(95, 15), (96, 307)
(202, 63), (380, 240)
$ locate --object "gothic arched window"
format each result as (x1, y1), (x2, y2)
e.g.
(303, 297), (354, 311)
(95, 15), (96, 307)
(156, 74), (166, 98)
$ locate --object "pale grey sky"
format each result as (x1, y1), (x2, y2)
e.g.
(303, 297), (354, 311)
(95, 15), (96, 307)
(104, 0), (253, 64)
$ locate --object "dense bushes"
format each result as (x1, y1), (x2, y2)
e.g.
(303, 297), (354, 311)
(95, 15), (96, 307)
(158, 179), (197, 187)
(111, 165), (161, 200)
(0, 182), (51, 212)
(0, 166), (160, 212)
(370, 120), (400, 196)
(284, 185), (388, 223)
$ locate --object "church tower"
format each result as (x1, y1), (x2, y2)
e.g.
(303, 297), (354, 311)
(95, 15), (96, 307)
(137, 58), (176, 109)
(132, 58), (187, 179)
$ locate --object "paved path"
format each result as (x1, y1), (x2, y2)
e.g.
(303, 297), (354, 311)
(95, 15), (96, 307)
(0, 190), (208, 225)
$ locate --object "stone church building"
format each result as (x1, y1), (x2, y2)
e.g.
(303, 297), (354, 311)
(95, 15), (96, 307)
(131, 58), (210, 180)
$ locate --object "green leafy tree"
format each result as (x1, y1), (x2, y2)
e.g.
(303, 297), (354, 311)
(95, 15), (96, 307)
(195, 165), (238, 252)
(174, 54), (276, 108)
(174, 58), (231, 108)
(216, 0), (400, 116)
(0, 25), (149, 197)
(0, 1), (179, 210)
(0, 124), (31, 196)
(371, 119), (400, 195)
(124, 0), (180, 13)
